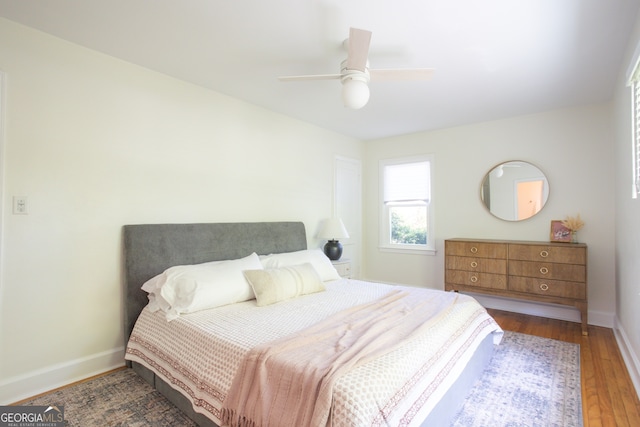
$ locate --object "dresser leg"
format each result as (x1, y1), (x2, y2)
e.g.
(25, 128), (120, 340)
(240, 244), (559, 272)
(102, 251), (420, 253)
(576, 302), (588, 336)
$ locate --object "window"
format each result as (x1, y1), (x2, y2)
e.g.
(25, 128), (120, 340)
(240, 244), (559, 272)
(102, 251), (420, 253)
(632, 80), (640, 198)
(379, 156), (434, 253)
(627, 44), (640, 199)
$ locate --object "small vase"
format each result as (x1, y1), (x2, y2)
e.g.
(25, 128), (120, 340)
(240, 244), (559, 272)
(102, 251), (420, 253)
(571, 231), (578, 243)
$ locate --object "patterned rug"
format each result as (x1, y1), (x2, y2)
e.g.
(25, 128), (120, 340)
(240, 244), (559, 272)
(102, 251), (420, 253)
(21, 368), (197, 426)
(451, 331), (582, 427)
(20, 331), (581, 426)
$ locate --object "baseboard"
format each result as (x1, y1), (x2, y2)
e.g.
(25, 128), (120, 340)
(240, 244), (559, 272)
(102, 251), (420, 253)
(468, 293), (615, 328)
(613, 318), (640, 399)
(0, 347), (125, 405)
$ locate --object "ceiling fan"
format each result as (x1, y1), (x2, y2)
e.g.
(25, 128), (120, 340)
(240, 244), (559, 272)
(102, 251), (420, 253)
(278, 27), (435, 109)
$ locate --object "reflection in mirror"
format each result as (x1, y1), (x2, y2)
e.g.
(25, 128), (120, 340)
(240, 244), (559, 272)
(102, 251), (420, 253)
(480, 161), (549, 221)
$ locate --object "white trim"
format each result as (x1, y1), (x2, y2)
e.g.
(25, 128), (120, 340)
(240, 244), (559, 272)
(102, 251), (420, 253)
(0, 71), (5, 376)
(0, 71), (5, 318)
(0, 347), (125, 405)
(356, 284), (613, 328)
(467, 293), (614, 328)
(632, 82), (640, 198)
(613, 317), (640, 399)
(378, 245), (437, 256)
(627, 42), (640, 198)
(632, 86), (638, 199)
(626, 38), (640, 85)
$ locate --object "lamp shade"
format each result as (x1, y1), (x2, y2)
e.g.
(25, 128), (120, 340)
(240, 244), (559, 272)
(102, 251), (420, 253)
(318, 218), (350, 240)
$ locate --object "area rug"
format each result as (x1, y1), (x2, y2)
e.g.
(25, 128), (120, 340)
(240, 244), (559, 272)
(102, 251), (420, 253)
(20, 331), (581, 426)
(20, 368), (197, 426)
(450, 331), (582, 427)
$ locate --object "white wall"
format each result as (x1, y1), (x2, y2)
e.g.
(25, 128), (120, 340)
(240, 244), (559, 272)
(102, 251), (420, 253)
(612, 9), (640, 396)
(0, 19), (363, 403)
(363, 104), (616, 327)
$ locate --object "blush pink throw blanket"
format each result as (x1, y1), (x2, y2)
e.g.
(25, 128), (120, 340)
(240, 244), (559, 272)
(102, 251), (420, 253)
(220, 289), (458, 427)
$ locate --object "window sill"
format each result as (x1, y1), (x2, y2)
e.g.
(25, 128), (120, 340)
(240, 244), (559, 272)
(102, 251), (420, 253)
(378, 245), (437, 256)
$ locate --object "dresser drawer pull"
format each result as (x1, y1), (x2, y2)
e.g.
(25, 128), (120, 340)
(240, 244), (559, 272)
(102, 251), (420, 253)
(470, 246), (478, 254)
(470, 275), (478, 283)
(540, 250), (549, 258)
(470, 261), (478, 268)
(540, 267), (549, 275)
(540, 283), (549, 291)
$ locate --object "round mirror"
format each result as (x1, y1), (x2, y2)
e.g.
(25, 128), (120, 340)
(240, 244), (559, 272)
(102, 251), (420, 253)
(480, 161), (549, 221)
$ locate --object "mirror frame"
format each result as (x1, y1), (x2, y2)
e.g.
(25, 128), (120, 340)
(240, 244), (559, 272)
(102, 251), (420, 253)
(480, 160), (549, 221)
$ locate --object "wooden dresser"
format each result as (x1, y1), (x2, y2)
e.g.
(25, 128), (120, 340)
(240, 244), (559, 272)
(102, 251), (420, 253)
(444, 238), (588, 335)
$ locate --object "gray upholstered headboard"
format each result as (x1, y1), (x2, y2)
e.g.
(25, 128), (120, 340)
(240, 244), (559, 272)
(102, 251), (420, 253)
(122, 221), (307, 346)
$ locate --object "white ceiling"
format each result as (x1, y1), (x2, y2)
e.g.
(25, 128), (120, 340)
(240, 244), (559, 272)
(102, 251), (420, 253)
(1, 0), (638, 140)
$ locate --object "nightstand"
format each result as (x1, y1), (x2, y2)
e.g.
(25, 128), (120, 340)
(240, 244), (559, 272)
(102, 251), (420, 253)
(331, 259), (351, 279)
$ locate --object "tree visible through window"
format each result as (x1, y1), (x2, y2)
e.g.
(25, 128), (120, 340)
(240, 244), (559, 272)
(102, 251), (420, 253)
(390, 206), (427, 244)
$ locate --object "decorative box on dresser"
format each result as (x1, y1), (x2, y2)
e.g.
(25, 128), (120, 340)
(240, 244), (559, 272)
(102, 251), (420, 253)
(444, 238), (588, 335)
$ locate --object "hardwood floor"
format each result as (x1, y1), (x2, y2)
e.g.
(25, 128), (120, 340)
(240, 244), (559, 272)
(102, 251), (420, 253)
(487, 309), (640, 427)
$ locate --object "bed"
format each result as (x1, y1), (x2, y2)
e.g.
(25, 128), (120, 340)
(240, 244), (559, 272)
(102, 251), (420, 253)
(123, 221), (502, 427)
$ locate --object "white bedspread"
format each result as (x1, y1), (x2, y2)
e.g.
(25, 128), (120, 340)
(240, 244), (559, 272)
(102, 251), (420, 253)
(125, 280), (502, 426)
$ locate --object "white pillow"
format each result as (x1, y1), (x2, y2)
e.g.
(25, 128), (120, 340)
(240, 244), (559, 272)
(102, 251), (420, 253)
(141, 252), (262, 320)
(260, 249), (341, 281)
(244, 263), (325, 306)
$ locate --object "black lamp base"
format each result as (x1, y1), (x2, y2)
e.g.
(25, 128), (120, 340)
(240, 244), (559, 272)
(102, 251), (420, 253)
(323, 240), (343, 261)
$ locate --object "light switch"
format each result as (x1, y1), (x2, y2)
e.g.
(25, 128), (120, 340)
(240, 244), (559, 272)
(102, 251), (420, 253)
(13, 196), (28, 215)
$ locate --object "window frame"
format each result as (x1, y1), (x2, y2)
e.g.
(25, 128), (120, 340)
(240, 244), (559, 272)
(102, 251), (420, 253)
(378, 155), (435, 254)
(632, 80), (640, 199)
(626, 41), (640, 199)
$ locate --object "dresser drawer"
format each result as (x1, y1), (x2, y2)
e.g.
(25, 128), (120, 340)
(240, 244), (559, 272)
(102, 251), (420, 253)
(331, 260), (351, 278)
(509, 260), (586, 281)
(509, 276), (586, 299)
(445, 256), (507, 274)
(509, 244), (586, 264)
(445, 241), (507, 259)
(445, 270), (507, 290)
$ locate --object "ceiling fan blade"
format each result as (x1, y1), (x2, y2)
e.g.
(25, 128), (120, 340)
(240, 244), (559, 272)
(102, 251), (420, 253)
(369, 68), (435, 82)
(278, 74), (342, 81)
(346, 27), (372, 72)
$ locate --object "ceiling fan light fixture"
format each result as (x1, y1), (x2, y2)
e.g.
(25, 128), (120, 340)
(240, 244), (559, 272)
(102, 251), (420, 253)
(341, 75), (370, 109)
(278, 28), (434, 109)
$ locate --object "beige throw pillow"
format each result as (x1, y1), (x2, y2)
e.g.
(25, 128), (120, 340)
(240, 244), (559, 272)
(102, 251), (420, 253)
(244, 263), (325, 306)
